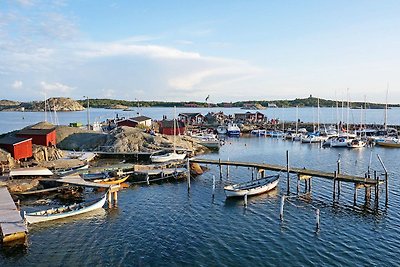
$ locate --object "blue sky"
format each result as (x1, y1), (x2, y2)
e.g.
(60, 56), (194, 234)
(1, 0), (400, 103)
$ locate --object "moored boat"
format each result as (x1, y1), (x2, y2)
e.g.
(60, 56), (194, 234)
(227, 123), (241, 136)
(376, 138), (400, 148)
(24, 194), (107, 224)
(224, 175), (279, 198)
(150, 152), (186, 163)
(347, 139), (366, 148)
(92, 175), (129, 185)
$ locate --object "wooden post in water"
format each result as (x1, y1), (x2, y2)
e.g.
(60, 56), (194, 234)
(377, 154), (388, 206)
(113, 191), (118, 206)
(280, 195), (285, 221)
(219, 158), (222, 179)
(353, 183), (357, 205)
(187, 158), (191, 191)
(146, 174), (150, 185)
(244, 194), (248, 207)
(337, 155), (341, 197)
(108, 190), (112, 208)
(212, 175), (216, 198)
(315, 209), (320, 231)
(374, 170), (379, 209)
(309, 178), (312, 193)
(286, 150), (290, 194)
(333, 171), (337, 201)
(226, 157), (230, 179)
(296, 174), (300, 195)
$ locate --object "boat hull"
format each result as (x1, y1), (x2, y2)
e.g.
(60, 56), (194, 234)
(224, 175), (279, 198)
(24, 195), (107, 224)
(150, 152), (186, 163)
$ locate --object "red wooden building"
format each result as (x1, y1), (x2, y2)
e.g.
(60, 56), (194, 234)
(17, 128), (56, 146)
(158, 120), (185, 135)
(0, 136), (32, 161)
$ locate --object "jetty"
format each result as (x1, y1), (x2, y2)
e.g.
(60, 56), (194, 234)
(189, 152), (388, 208)
(0, 187), (28, 246)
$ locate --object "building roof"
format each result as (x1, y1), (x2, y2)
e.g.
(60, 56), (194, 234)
(131, 116), (152, 122)
(0, 136), (32, 145)
(17, 127), (56, 136)
(159, 120), (185, 128)
(178, 113), (202, 117)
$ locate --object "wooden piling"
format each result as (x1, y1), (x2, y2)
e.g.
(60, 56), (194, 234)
(113, 191), (118, 205)
(146, 174), (150, 185)
(374, 171), (379, 209)
(187, 158), (191, 191)
(315, 209), (320, 231)
(244, 194), (248, 207)
(286, 150), (290, 194)
(226, 157), (230, 178)
(212, 175), (216, 198)
(353, 183), (357, 205)
(333, 171), (337, 201)
(297, 175), (300, 195)
(219, 159), (222, 179)
(377, 154), (388, 206)
(280, 195), (285, 221)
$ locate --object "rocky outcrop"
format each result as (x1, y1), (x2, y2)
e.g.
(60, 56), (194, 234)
(32, 145), (64, 162)
(30, 97), (84, 111)
(0, 97), (84, 112)
(56, 125), (208, 154)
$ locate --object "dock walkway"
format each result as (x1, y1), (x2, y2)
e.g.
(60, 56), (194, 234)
(0, 187), (27, 246)
(190, 158), (380, 185)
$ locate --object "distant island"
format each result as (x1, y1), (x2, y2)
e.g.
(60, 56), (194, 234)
(0, 95), (398, 111)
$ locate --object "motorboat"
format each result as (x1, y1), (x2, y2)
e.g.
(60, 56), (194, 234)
(227, 123), (240, 136)
(224, 175), (279, 198)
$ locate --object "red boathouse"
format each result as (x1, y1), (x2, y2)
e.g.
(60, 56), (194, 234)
(0, 136), (33, 161)
(17, 128), (56, 146)
(158, 120), (186, 135)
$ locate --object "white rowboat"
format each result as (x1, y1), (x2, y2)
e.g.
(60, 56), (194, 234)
(224, 175), (279, 198)
(24, 194), (107, 224)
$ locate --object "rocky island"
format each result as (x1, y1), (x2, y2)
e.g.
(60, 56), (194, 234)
(0, 97), (84, 112)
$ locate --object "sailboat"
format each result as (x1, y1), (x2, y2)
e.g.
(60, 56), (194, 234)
(150, 107), (186, 163)
(301, 98), (325, 143)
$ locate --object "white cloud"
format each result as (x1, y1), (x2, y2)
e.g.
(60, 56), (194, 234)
(40, 81), (75, 95)
(12, 80), (23, 89)
(16, 0), (34, 6)
(101, 89), (116, 98)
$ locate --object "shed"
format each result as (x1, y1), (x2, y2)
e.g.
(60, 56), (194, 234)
(178, 113), (205, 125)
(116, 116), (152, 128)
(0, 136), (32, 161)
(158, 120), (186, 135)
(17, 127), (56, 146)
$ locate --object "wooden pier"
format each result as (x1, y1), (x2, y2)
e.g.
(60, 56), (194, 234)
(189, 154), (387, 207)
(190, 158), (380, 184)
(0, 187), (28, 247)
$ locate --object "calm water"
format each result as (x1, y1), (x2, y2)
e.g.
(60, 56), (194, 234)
(0, 106), (399, 134)
(2, 137), (400, 266)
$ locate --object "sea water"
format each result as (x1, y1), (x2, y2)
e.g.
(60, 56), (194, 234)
(1, 136), (400, 266)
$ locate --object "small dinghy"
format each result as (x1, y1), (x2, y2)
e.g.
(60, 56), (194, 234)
(224, 175), (279, 198)
(24, 194), (107, 224)
(92, 175), (129, 185)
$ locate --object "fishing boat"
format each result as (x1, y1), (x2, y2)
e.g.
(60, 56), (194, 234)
(224, 175), (279, 198)
(227, 123), (240, 136)
(216, 126), (227, 135)
(347, 139), (366, 148)
(24, 194), (107, 224)
(376, 138), (400, 148)
(54, 164), (89, 176)
(92, 175), (129, 185)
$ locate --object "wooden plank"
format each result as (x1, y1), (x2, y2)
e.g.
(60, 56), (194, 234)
(190, 158), (379, 185)
(56, 176), (110, 188)
(0, 187), (27, 246)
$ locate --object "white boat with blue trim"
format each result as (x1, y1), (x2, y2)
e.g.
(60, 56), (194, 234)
(224, 175), (279, 198)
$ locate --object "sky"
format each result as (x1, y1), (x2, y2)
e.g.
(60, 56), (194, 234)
(1, 0), (400, 103)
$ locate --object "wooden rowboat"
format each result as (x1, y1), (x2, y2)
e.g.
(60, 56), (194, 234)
(24, 194), (107, 224)
(92, 175), (129, 185)
(224, 175), (279, 198)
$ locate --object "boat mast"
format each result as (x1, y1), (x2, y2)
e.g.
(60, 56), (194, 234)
(317, 97), (320, 132)
(384, 84), (388, 131)
(336, 91), (339, 132)
(173, 106), (176, 153)
(295, 106), (298, 135)
(44, 91), (47, 122)
(346, 89), (350, 133)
